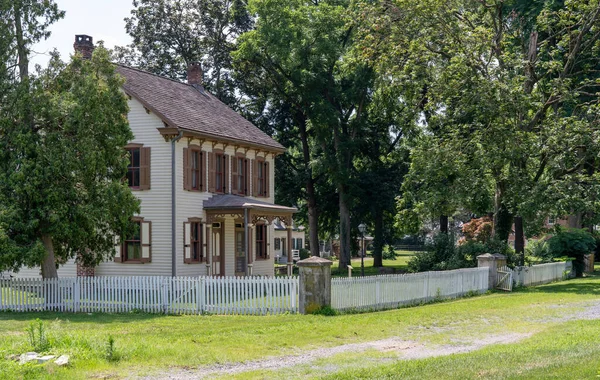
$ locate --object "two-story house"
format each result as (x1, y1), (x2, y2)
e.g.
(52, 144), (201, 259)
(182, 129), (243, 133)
(12, 35), (296, 278)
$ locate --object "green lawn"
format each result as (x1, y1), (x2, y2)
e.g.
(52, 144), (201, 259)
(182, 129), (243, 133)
(330, 251), (415, 276)
(1, 274), (599, 379)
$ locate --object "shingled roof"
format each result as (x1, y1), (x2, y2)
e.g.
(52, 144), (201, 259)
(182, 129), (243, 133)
(115, 65), (285, 152)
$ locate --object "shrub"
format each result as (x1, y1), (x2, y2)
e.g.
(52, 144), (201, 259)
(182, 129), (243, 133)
(382, 245), (398, 260)
(408, 233), (513, 273)
(547, 227), (595, 277)
(461, 217), (493, 243)
(299, 248), (310, 260)
(27, 319), (50, 352)
(104, 335), (120, 362)
(526, 239), (551, 262)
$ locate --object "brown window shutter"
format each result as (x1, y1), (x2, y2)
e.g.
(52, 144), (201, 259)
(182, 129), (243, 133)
(231, 156), (238, 195)
(114, 235), (122, 262)
(205, 225), (210, 265)
(183, 222), (191, 264)
(252, 159), (258, 196)
(140, 220), (152, 263)
(224, 154), (229, 193)
(245, 159), (250, 196)
(247, 226), (253, 264)
(201, 151), (207, 191)
(140, 147), (151, 190)
(265, 161), (270, 198)
(183, 148), (190, 191)
(208, 152), (216, 193)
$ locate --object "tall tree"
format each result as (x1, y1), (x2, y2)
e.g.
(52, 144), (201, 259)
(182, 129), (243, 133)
(368, 0), (600, 262)
(0, 1), (139, 277)
(115, 0), (252, 106)
(235, 0), (384, 269)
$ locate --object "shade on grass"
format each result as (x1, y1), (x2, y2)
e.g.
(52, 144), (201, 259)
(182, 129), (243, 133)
(0, 275), (598, 379)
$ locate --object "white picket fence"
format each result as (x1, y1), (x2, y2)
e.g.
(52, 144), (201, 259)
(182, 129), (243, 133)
(512, 261), (570, 287)
(331, 267), (488, 312)
(0, 276), (298, 315)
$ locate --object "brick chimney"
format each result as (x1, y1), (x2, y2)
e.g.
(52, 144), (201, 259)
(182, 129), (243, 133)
(73, 35), (95, 59)
(187, 61), (203, 88)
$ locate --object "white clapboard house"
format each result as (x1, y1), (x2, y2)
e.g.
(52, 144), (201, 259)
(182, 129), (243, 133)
(12, 35), (297, 278)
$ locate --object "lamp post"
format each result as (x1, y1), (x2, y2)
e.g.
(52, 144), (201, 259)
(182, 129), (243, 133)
(358, 223), (366, 277)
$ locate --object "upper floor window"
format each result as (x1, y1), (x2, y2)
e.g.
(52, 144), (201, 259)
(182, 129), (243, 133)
(209, 151), (229, 193)
(126, 147), (140, 188)
(254, 159), (269, 197)
(232, 155), (248, 196)
(125, 145), (151, 190)
(184, 146), (206, 192)
(192, 150), (203, 190)
(216, 153), (225, 192)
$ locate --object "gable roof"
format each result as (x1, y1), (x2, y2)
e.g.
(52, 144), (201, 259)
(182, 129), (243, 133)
(115, 65), (285, 152)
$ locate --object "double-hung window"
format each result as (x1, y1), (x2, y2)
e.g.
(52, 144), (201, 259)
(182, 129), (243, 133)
(126, 147), (140, 188)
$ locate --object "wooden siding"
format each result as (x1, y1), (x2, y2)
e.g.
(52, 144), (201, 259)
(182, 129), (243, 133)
(96, 98), (172, 276)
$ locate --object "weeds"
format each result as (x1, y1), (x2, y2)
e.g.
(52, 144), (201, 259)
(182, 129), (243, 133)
(27, 319), (50, 352)
(104, 335), (120, 362)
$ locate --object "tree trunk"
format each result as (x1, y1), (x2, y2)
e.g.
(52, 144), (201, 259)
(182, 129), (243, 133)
(514, 216), (525, 265)
(13, 4), (29, 80)
(493, 182), (513, 242)
(297, 111), (320, 257)
(372, 208), (383, 267)
(40, 235), (58, 278)
(439, 215), (449, 234)
(338, 185), (352, 270)
(567, 213), (582, 229)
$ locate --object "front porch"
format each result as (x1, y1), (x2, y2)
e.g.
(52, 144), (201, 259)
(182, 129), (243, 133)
(202, 195), (297, 277)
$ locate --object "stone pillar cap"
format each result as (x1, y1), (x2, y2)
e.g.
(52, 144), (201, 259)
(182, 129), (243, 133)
(296, 256), (333, 267)
(477, 253), (506, 259)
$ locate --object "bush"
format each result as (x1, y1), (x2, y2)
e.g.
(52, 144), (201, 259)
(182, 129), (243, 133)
(526, 239), (551, 262)
(547, 227), (595, 277)
(408, 233), (513, 273)
(382, 245), (398, 260)
(299, 248), (310, 260)
(408, 233), (474, 272)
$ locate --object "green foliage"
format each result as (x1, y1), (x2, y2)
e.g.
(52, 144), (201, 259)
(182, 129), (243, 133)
(382, 245), (398, 261)
(0, 46), (140, 274)
(408, 233), (513, 272)
(104, 335), (120, 362)
(526, 239), (551, 263)
(408, 233), (474, 272)
(299, 248), (310, 260)
(547, 228), (595, 277)
(27, 319), (50, 352)
(115, 0), (252, 105)
(310, 306), (338, 316)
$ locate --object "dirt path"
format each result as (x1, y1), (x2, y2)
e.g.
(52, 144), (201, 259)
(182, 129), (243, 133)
(142, 300), (600, 380)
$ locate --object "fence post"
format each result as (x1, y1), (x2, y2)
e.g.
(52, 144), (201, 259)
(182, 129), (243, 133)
(73, 278), (80, 313)
(162, 277), (170, 314)
(477, 253), (506, 290)
(297, 257), (333, 314)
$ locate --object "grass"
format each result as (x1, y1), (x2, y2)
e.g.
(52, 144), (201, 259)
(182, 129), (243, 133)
(330, 251), (415, 277)
(0, 274), (599, 379)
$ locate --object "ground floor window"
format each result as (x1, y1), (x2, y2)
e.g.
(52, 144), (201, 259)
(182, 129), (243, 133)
(124, 221), (142, 261)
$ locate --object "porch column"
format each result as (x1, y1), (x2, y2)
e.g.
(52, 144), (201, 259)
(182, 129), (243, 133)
(205, 224), (212, 276)
(287, 225), (293, 276)
(247, 222), (254, 276)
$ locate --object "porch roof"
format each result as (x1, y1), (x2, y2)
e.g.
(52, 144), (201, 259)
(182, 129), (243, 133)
(204, 195), (296, 225)
(203, 194), (296, 212)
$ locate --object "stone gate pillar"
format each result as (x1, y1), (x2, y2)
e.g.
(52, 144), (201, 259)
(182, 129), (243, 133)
(477, 253), (506, 290)
(297, 256), (333, 314)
